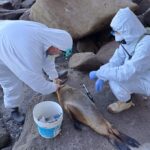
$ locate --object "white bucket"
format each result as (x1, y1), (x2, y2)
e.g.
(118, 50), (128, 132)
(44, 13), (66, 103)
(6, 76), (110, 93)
(33, 101), (63, 139)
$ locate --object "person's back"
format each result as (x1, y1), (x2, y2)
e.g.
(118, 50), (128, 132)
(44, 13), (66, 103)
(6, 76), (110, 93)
(0, 20), (73, 124)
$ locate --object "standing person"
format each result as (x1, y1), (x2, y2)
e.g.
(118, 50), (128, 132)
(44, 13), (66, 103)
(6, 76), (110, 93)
(0, 20), (73, 124)
(89, 7), (150, 113)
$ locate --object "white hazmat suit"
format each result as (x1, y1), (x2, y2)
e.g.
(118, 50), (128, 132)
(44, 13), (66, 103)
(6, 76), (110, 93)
(0, 20), (73, 108)
(96, 7), (150, 102)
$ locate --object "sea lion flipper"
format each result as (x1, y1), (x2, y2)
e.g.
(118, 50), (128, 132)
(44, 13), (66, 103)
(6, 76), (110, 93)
(109, 138), (131, 150)
(108, 128), (140, 150)
(116, 131), (140, 148)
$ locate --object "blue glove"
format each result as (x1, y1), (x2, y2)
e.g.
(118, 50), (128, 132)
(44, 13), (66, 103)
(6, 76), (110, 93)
(95, 79), (104, 92)
(89, 71), (97, 80)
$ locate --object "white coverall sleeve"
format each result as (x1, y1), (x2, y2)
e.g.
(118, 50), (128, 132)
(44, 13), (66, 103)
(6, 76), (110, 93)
(96, 40), (150, 82)
(19, 70), (58, 95)
(108, 46), (126, 66)
(95, 46), (126, 81)
(43, 56), (58, 80)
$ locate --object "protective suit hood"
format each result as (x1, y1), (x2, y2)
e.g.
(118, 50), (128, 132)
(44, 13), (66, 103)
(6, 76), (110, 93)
(39, 28), (73, 52)
(110, 7), (146, 44)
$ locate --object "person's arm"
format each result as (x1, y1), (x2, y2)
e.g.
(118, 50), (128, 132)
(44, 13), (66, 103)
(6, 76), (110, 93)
(19, 69), (58, 94)
(108, 45), (126, 66)
(95, 45), (126, 81)
(96, 40), (150, 82)
(43, 56), (58, 80)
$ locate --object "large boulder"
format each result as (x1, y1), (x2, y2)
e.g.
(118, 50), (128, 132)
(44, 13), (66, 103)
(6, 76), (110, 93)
(0, 8), (27, 19)
(77, 37), (99, 53)
(69, 41), (119, 72)
(21, 0), (35, 8)
(29, 0), (138, 39)
(96, 41), (119, 64)
(69, 52), (102, 72)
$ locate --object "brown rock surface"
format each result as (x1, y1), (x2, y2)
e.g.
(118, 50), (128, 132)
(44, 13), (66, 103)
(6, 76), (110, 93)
(96, 41), (119, 64)
(69, 52), (102, 72)
(12, 71), (150, 150)
(29, 0), (138, 39)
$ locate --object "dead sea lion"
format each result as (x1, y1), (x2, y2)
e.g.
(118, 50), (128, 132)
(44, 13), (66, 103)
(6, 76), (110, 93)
(56, 85), (140, 150)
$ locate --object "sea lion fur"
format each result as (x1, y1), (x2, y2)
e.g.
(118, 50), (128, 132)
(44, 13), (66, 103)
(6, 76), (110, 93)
(57, 85), (140, 150)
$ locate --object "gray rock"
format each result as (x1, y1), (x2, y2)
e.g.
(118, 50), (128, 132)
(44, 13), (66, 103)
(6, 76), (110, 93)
(0, 0), (10, 5)
(77, 37), (99, 53)
(96, 41), (119, 64)
(21, 0), (35, 8)
(11, 0), (22, 9)
(69, 52), (102, 72)
(138, 8), (150, 27)
(72, 40), (119, 71)
(0, 8), (27, 19)
(0, 120), (11, 149)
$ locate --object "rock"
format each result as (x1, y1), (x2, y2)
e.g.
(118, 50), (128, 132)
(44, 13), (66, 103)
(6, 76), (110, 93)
(77, 37), (99, 53)
(69, 52), (102, 72)
(11, 0), (22, 9)
(0, 119), (11, 149)
(12, 94), (57, 150)
(133, 0), (150, 15)
(96, 41), (119, 64)
(21, 0), (35, 8)
(29, 0), (138, 39)
(138, 8), (150, 27)
(19, 9), (30, 20)
(0, 0), (12, 9)
(0, 0), (10, 5)
(10, 69), (150, 150)
(0, 8), (27, 19)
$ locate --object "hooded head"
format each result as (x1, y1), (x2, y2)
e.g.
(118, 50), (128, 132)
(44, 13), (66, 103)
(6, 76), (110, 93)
(110, 7), (146, 44)
(41, 28), (73, 58)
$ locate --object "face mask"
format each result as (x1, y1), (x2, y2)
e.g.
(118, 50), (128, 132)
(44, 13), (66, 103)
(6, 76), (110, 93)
(60, 48), (72, 59)
(111, 30), (126, 44)
(114, 34), (124, 42)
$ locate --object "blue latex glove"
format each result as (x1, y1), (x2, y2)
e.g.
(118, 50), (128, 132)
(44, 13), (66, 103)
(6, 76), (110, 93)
(89, 71), (97, 80)
(95, 79), (104, 92)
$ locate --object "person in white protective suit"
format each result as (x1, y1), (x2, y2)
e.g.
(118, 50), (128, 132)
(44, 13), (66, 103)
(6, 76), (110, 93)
(89, 7), (150, 113)
(0, 20), (73, 124)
